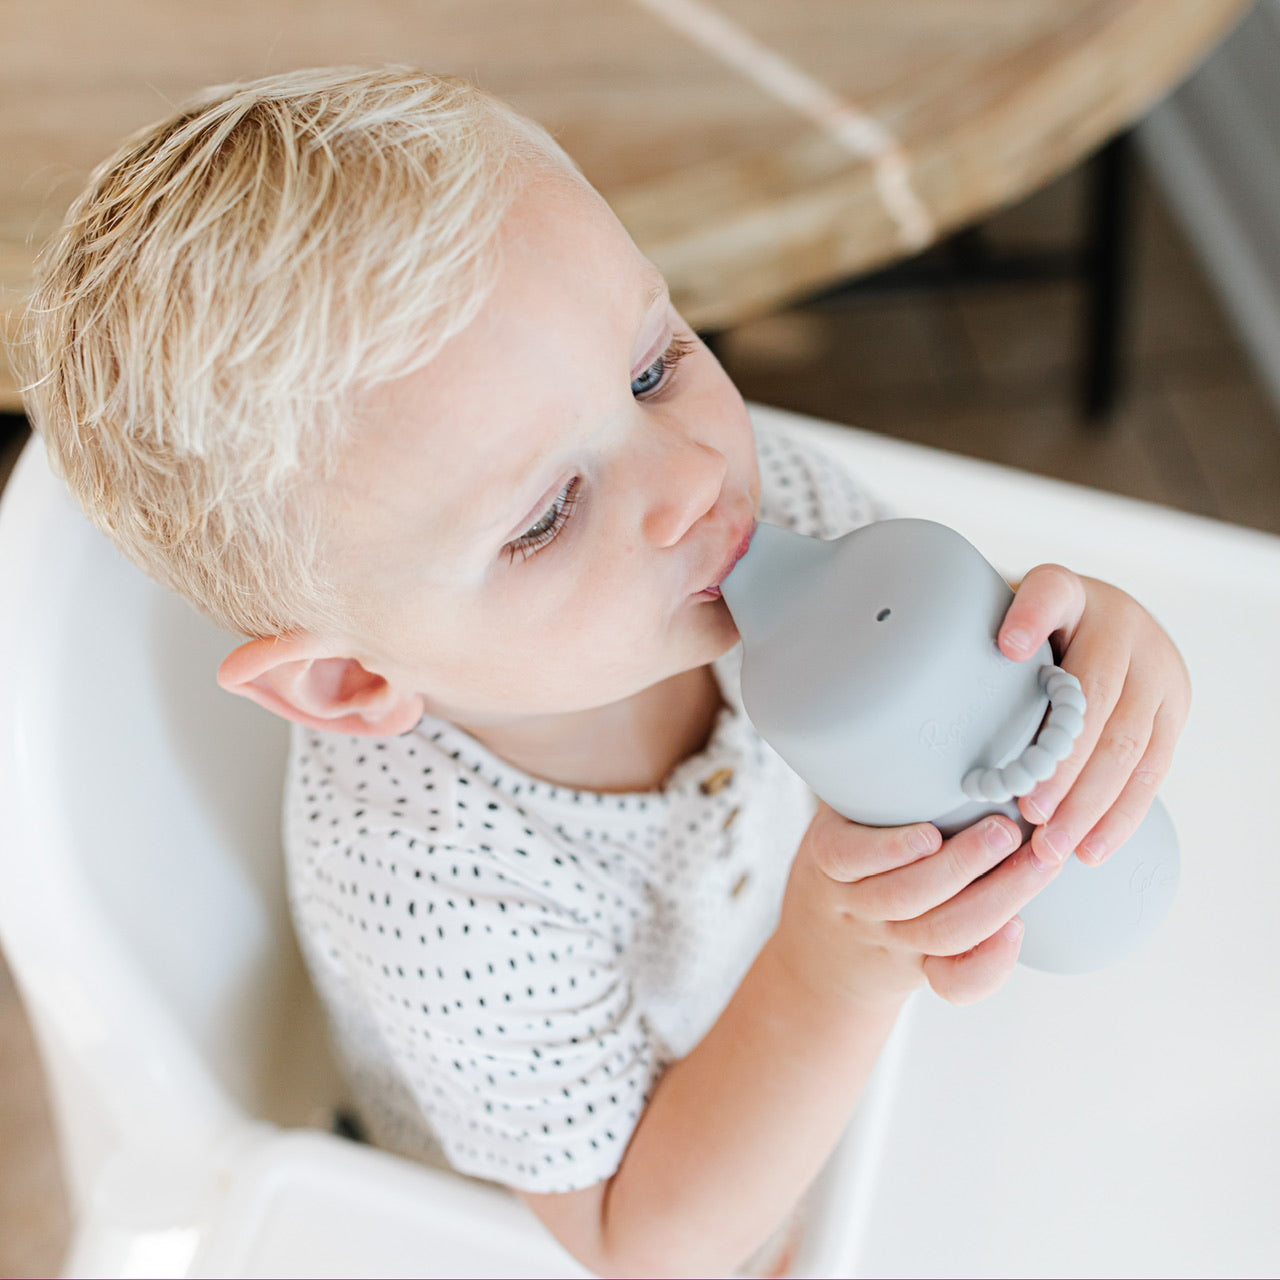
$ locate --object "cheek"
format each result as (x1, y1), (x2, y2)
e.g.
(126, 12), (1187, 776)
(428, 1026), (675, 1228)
(487, 572), (645, 667)
(695, 355), (758, 470)
(528, 574), (681, 691)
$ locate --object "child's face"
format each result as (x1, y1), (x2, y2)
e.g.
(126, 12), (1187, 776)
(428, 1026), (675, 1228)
(328, 162), (761, 729)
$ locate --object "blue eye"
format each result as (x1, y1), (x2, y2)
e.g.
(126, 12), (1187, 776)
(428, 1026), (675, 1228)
(631, 353), (666, 397)
(631, 334), (697, 399)
(504, 477), (582, 563)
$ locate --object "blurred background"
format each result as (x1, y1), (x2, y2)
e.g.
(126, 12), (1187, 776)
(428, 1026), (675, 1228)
(2, 2), (1278, 1273)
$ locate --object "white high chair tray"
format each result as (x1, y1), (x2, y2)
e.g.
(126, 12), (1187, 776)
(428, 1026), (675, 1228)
(750, 405), (1280, 1279)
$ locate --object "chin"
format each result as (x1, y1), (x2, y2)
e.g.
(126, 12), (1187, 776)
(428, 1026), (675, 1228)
(694, 595), (741, 656)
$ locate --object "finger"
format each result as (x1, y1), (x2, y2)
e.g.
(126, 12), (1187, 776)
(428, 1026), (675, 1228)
(848, 814), (1022, 920)
(1018, 636), (1132, 828)
(807, 805), (941, 883)
(997, 564), (1085, 663)
(923, 917), (1024, 1006)
(1019, 582), (1168, 825)
(1027, 681), (1157, 868)
(893, 842), (1062, 957)
(1073, 704), (1181, 865)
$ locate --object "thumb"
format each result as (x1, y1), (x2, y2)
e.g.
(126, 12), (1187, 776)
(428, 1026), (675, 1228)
(923, 917), (1024, 1005)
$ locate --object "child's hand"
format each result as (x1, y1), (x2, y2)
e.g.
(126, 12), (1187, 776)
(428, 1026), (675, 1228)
(997, 565), (1191, 870)
(775, 805), (1059, 1009)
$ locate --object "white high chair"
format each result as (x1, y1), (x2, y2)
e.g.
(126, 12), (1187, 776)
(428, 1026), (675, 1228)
(0, 418), (890, 1278)
(0, 429), (586, 1276)
(6, 403), (1279, 1278)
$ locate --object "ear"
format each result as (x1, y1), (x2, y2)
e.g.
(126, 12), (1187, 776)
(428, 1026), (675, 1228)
(217, 634), (425, 737)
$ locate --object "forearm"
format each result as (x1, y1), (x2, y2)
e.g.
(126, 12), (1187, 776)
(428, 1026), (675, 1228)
(597, 936), (904, 1276)
(524, 802), (1034, 1275)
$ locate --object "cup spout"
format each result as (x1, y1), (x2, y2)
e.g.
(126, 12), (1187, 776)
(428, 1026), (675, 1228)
(720, 521), (834, 647)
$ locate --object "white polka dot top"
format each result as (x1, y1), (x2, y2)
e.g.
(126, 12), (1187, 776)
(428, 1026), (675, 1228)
(284, 421), (878, 1193)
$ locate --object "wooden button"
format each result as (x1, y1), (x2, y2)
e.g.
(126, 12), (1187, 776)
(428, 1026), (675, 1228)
(721, 805), (741, 832)
(699, 767), (734, 796)
(730, 872), (751, 899)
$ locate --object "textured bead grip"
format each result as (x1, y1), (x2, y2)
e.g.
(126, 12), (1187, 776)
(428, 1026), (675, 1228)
(961, 666), (1088, 804)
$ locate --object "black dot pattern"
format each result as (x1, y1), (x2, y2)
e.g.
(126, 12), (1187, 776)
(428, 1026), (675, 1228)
(283, 423), (877, 1193)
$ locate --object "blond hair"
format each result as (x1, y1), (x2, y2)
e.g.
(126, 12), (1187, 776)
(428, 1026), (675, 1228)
(19, 66), (571, 638)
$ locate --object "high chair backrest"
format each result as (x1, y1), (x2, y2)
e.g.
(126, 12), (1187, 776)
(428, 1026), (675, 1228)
(0, 436), (339, 1205)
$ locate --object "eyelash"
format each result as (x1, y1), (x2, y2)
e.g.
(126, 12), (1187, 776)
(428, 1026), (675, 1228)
(631, 332), (698, 400)
(503, 333), (697, 565)
(504, 476), (582, 563)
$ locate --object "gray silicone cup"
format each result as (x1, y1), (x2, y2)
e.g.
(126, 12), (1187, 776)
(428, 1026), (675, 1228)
(721, 518), (1179, 975)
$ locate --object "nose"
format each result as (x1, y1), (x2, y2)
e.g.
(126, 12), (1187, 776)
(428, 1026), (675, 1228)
(640, 429), (728, 548)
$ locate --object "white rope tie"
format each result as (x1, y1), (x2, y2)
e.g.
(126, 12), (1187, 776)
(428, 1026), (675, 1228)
(629, 0), (935, 251)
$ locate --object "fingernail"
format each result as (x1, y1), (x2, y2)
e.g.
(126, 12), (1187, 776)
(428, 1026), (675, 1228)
(908, 825), (937, 857)
(1078, 836), (1107, 865)
(1039, 827), (1071, 865)
(1002, 629), (1029, 655)
(1024, 791), (1050, 824)
(984, 819), (1019, 853)
(1000, 918), (1025, 944)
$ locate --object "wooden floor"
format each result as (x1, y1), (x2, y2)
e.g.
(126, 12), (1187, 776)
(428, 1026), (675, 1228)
(0, 160), (1276, 1277)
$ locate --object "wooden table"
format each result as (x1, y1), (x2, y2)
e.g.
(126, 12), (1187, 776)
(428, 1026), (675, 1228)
(0, 0), (1248, 412)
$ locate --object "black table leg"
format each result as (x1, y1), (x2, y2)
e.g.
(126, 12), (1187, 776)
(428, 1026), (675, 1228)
(1081, 129), (1134, 425)
(0, 411), (29, 443)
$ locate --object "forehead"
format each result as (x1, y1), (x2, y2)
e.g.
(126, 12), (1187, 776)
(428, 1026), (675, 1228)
(326, 165), (662, 589)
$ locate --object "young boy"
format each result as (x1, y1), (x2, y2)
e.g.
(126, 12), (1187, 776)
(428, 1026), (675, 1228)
(22, 67), (1189, 1277)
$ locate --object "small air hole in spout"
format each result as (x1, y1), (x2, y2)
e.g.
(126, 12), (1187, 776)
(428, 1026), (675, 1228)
(876, 608), (891, 621)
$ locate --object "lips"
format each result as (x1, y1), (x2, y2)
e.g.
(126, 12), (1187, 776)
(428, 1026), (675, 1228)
(699, 520), (756, 598)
